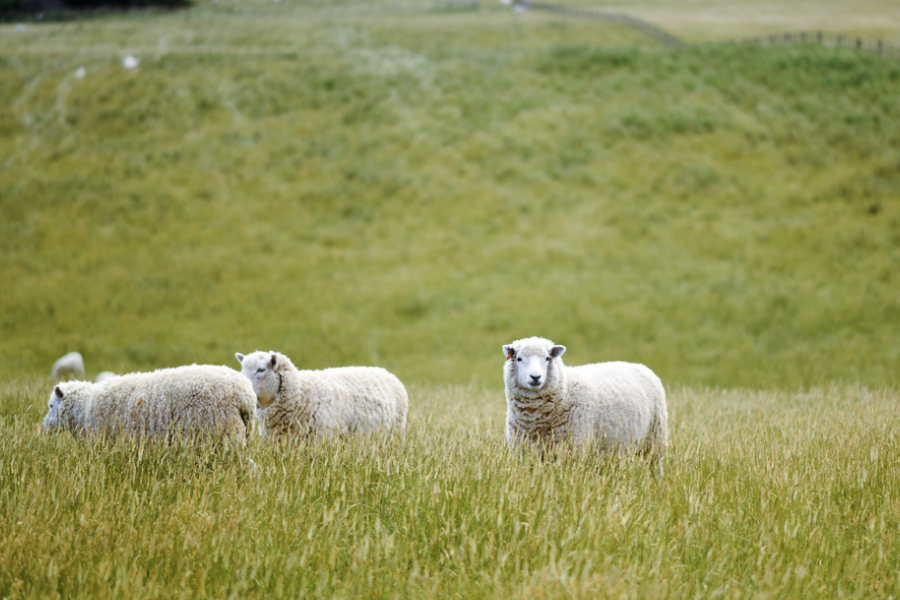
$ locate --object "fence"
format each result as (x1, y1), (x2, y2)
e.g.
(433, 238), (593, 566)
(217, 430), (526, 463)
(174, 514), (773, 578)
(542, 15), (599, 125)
(738, 31), (900, 60)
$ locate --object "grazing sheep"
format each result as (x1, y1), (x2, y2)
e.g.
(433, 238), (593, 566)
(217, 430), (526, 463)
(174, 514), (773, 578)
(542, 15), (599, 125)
(50, 352), (84, 381)
(235, 351), (408, 440)
(502, 337), (667, 463)
(94, 371), (117, 383)
(43, 365), (256, 446)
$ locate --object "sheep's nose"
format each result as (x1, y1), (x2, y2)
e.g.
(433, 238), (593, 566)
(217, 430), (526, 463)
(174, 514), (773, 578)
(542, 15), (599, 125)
(530, 374), (541, 382)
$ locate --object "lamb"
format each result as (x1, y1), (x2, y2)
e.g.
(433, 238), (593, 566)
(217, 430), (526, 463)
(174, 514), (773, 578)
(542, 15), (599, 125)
(502, 337), (667, 463)
(43, 365), (256, 446)
(50, 352), (84, 381)
(235, 351), (408, 440)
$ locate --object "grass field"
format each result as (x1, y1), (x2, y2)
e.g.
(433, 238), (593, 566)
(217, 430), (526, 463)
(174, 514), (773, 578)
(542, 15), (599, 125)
(2, 382), (899, 598)
(1, 0), (900, 597)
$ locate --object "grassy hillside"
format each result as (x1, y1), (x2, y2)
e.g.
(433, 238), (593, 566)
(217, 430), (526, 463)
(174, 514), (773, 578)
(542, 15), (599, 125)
(2, 2), (899, 388)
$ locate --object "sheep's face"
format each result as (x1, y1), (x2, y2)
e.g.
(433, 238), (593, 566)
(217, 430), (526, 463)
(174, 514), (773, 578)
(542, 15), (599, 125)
(236, 352), (281, 408)
(43, 386), (63, 431)
(503, 339), (566, 392)
(42, 383), (88, 432)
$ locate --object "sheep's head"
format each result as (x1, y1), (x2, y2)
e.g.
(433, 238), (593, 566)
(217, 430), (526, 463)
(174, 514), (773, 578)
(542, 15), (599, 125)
(502, 337), (566, 394)
(43, 382), (91, 433)
(236, 351), (283, 408)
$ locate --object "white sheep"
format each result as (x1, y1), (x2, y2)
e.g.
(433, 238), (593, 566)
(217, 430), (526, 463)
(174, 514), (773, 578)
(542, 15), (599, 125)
(50, 352), (84, 381)
(43, 365), (256, 446)
(94, 371), (117, 383)
(235, 351), (408, 440)
(502, 337), (668, 463)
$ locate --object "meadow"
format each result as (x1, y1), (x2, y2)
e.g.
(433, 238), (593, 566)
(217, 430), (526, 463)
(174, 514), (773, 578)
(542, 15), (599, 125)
(1, 0), (900, 597)
(2, 1), (900, 387)
(2, 382), (899, 598)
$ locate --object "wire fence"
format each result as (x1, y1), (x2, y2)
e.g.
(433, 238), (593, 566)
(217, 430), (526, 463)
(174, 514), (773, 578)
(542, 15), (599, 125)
(737, 31), (900, 60)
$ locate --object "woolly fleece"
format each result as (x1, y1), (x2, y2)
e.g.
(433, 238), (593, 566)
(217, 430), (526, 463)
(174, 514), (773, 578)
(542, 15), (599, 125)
(236, 351), (408, 440)
(44, 365), (256, 445)
(503, 337), (668, 459)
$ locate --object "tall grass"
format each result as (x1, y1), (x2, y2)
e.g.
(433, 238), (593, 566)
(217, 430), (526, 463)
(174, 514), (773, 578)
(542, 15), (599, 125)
(2, 381), (898, 598)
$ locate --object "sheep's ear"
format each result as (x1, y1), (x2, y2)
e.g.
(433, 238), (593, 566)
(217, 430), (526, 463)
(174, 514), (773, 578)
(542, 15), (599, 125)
(269, 354), (278, 368)
(503, 345), (516, 361)
(550, 345), (566, 359)
(235, 353), (244, 365)
(54, 386), (64, 399)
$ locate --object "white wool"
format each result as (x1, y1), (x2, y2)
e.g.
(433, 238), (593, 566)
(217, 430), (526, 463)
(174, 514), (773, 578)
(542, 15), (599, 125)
(44, 365), (256, 446)
(236, 351), (408, 440)
(502, 337), (668, 462)
(50, 352), (85, 381)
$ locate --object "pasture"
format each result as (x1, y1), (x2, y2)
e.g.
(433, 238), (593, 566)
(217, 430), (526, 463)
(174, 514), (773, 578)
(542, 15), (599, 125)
(2, 383), (899, 598)
(1, 0), (899, 596)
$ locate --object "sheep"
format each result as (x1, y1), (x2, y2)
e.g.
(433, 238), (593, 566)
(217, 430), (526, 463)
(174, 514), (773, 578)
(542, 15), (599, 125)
(50, 352), (84, 381)
(502, 337), (668, 465)
(43, 365), (256, 447)
(95, 371), (117, 383)
(235, 351), (408, 440)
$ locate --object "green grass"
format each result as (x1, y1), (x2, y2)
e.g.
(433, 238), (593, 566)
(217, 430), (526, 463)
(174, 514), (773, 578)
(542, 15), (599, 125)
(2, 381), (899, 598)
(2, 4), (899, 387)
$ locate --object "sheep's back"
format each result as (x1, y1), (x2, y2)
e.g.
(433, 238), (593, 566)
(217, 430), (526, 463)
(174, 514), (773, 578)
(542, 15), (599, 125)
(566, 361), (663, 447)
(299, 366), (408, 433)
(92, 365), (256, 439)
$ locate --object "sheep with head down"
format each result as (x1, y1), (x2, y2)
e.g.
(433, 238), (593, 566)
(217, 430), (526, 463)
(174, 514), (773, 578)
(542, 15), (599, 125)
(236, 351), (408, 441)
(43, 365), (256, 447)
(502, 337), (667, 466)
(50, 352), (84, 381)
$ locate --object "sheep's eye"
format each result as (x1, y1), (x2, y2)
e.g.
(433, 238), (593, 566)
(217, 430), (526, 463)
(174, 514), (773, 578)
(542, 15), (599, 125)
(516, 358), (523, 362)
(257, 368), (265, 374)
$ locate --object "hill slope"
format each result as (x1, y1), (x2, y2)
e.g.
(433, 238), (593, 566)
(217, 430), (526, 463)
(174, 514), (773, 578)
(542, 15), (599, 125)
(1, 4), (899, 386)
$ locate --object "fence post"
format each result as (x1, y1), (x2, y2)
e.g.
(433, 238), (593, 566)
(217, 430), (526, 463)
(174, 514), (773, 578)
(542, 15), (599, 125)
(878, 40), (883, 57)
(817, 30), (822, 44)
(857, 37), (862, 50)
